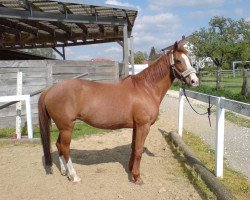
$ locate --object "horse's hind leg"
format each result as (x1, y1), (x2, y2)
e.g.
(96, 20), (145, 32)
(129, 127), (136, 171)
(59, 128), (81, 182)
(56, 135), (67, 176)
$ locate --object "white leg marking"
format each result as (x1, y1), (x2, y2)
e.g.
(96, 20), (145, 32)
(66, 157), (81, 182)
(59, 156), (67, 176)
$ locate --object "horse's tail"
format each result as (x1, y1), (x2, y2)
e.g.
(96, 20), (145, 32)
(38, 91), (52, 167)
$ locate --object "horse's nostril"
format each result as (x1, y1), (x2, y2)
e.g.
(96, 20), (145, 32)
(190, 78), (199, 86)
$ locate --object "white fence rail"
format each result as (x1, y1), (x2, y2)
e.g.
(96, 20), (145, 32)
(0, 95), (33, 139)
(178, 88), (250, 177)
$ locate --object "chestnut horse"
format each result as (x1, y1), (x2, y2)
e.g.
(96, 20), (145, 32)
(38, 41), (198, 184)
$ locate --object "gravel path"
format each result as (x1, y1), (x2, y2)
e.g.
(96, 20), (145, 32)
(161, 90), (250, 179)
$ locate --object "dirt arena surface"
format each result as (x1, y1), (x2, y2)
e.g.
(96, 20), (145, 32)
(0, 98), (202, 200)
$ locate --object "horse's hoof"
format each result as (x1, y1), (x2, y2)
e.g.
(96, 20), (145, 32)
(61, 169), (67, 176)
(45, 166), (53, 175)
(134, 178), (144, 185)
(72, 176), (81, 183)
(68, 174), (81, 183)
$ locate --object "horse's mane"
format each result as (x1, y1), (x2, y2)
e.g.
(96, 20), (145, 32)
(131, 53), (170, 84)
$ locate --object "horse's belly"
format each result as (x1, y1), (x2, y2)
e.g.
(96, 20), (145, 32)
(81, 116), (133, 130)
(79, 106), (133, 130)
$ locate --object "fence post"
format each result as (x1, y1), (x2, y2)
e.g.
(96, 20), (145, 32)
(215, 97), (225, 177)
(25, 95), (33, 139)
(178, 88), (184, 137)
(16, 72), (22, 139)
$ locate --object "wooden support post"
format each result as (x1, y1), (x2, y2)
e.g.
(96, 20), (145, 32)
(241, 69), (249, 97)
(62, 46), (66, 60)
(123, 25), (129, 77)
(130, 36), (135, 75)
(16, 72), (22, 139)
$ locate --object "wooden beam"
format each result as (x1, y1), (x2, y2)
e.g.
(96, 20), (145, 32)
(76, 23), (88, 35)
(0, 18), (40, 37)
(49, 21), (72, 37)
(0, 24), (20, 35)
(113, 25), (119, 35)
(99, 24), (105, 36)
(0, 7), (128, 26)
(20, 19), (56, 36)
(2, 31), (123, 46)
(1, 38), (122, 50)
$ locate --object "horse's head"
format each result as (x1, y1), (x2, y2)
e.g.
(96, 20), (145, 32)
(170, 41), (199, 87)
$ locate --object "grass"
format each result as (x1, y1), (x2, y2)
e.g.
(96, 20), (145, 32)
(199, 73), (247, 94)
(171, 82), (250, 104)
(171, 72), (250, 104)
(182, 130), (250, 200)
(0, 122), (108, 142)
(164, 133), (216, 199)
(225, 112), (250, 128)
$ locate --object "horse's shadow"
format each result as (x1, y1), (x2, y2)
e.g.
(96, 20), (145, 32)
(50, 145), (155, 181)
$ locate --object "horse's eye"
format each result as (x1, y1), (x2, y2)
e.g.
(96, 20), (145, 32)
(175, 59), (181, 64)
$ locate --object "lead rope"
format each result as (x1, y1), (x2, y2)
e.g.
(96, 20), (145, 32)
(182, 85), (213, 127)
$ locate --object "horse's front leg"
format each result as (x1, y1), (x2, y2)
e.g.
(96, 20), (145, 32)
(132, 123), (150, 185)
(129, 127), (136, 171)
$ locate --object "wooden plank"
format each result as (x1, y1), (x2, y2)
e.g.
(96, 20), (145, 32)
(0, 101), (38, 117)
(184, 89), (218, 105)
(0, 60), (120, 128)
(52, 67), (89, 74)
(52, 62), (92, 68)
(0, 115), (39, 128)
(221, 98), (250, 117)
(184, 89), (250, 117)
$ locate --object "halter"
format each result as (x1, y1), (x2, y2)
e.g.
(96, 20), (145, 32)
(169, 50), (196, 82)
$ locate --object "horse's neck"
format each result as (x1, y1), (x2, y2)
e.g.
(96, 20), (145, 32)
(134, 54), (175, 103)
(154, 67), (175, 103)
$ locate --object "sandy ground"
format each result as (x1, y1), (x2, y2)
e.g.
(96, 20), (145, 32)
(0, 106), (202, 200)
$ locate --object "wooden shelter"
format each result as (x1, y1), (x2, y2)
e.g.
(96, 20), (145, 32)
(0, 0), (137, 75)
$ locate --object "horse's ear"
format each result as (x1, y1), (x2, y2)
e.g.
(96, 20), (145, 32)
(173, 41), (178, 51)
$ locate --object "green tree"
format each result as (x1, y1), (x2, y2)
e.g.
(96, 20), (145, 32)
(149, 46), (160, 61)
(143, 52), (149, 60)
(134, 51), (145, 64)
(149, 46), (156, 60)
(191, 16), (250, 90)
(28, 48), (56, 59)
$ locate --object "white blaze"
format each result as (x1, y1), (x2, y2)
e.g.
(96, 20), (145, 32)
(181, 53), (192, 69)
(181, 53), (199, 86)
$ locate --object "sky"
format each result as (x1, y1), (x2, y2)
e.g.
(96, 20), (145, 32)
(57, 0), (250, 61)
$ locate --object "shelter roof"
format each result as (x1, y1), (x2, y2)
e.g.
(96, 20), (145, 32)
(0, 49), (55, 60)
(0, 0), (137, 50)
